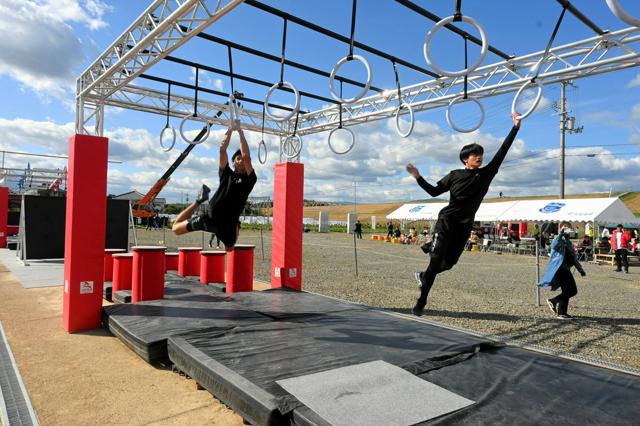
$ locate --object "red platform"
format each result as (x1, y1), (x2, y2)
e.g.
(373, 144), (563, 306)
(165, 252), (179, 272)
(112, 253), (134, 294)
(200, 251), (226, 284)
(178, 247), (201, 277)
(226, 244), (255, 293)
(132, 246), (166, 302)
(63, 134), (108, 332)
(271, 162), (303, 290)
(104, 249), (127, 282)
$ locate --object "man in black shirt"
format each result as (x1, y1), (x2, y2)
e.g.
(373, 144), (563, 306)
(172, 121), (257, 251)
(406, 113), (521, 316)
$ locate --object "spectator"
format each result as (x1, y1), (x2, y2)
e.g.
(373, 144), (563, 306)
(387, 222), (394, 238)
(610, 224), (631, 273)
(354, 220), (363, 239)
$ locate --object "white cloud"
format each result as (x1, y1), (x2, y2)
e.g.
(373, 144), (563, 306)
(627, 73), (640, 88)
(0, 0), (111, 99)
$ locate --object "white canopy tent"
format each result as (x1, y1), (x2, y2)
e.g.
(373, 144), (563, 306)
(387, 198), (640, 225)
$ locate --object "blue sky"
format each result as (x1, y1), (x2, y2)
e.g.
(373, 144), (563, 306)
(1, 0), (639, 203)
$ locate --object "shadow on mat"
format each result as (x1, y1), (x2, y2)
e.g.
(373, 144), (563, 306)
(388, 307), (521, 322)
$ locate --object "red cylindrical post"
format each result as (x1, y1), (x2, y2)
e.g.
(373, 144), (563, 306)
(165, 252), (179, 272)
(112, 253), (134, 294)
(132, 246), (166, 302)
(0, 187), (8, 248)
(104, 249), (127, 282)
(200, 251), (226, 284)
(226, 245), (255, 293)
(178, 247), (201, 277)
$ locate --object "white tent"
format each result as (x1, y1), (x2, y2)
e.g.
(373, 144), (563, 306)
(494, 198), (640, 224)
(386, 198), (640, 225)
(386, 203), (447, 221)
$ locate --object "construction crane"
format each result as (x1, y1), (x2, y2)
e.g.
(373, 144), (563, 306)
(131, 95), (241, 218)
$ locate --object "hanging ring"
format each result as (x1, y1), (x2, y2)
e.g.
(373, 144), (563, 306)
(228, 94), (239, 125)
(606, 0), (640, 27)
(160, 125), (176, 152)
(327, 126), (356, 155)
(258, 140), (268, 164)
(282, 134), (302, 159)
(446, 96), (485, 133)
(179, 114), (211, 145)
(511, 79), (544, 121)
(265, 81), (300, 122)
(424, 15), (489, 78)
(394, 102), (415, 138)
(329, 55), (372, 104)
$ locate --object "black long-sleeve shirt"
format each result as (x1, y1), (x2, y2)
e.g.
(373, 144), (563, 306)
(416, 125), (520, 224)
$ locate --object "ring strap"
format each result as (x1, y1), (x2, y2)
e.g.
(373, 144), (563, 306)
(348, 0), (358, 59)
(280, 18), (288, 84)
(227, 46), (235, 94)
(392, 60), (402, 104)
(463, 36), (468, 98)
(454, 0), (462, 22)
(193, 67), (199, 116)
(261, 104), (265, 137)
(338, 103), (343, 128)
(165, 83), (172, 127)
(533, 4), (568, 82)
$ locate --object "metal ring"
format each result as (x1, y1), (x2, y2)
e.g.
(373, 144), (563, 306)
(606, 0), (640, 27)
(327, 127), (356, 155)
(265, 81), (300, 122)
(394, 103), (415, 138)
(282, 134), (302, 159)
(258, 140), (267, 164)
(446, 95), (485, 133)
(329, 55), (372, 104)
(160, 125), (176, 152)
(511, 79), (544, 121)
(424, 15), (489, 78)
(179, 114), (211, 145)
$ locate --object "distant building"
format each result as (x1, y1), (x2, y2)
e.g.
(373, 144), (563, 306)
(112, 190), (166, 213)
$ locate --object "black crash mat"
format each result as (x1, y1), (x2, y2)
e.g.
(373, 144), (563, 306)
(213, 287), (366, 319)
(113, 290), (131, 304)
(167, 308), (640, 426)
(103, 282), (112, 302)
(103, 295), (270, 362)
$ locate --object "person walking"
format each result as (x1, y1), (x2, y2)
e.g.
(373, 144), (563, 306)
(539, 221), (586, 319)
(354, 220), (363, 239)
(610, 224), (631, 273)
(406, 112), (522, 316)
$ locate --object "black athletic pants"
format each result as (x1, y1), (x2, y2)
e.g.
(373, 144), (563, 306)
(614, 249), (629, 272)
(549, 268), (578, 315)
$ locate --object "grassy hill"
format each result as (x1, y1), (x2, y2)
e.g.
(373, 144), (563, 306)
(301, 192), (640, 223)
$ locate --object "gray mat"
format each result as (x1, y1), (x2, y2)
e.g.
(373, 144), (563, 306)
(0, 249), (63, 289)
(277, 360), (473, 426)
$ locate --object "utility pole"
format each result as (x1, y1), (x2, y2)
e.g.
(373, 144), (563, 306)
(555, 80), (584, 199)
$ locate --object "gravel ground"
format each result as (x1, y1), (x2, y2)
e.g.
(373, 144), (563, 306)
(132, 228), (640, 371)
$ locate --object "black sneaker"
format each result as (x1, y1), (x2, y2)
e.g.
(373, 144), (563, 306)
(556, 314), (574, 320)
(414, 271), (423, 289)
(196, 184), (210, 204)
(546, 299), (557, 314)
(624, 270), (629, 274)
(412, 300), (426, 316)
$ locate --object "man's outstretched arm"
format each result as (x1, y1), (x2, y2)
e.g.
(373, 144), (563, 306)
(235, 121), (254, 175)
(406, 163), (448, 197)
(219, 127), (233, 170)
(486, 112), (522, 174)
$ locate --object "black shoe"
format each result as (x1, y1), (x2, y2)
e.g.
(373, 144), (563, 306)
(615, 269), (622, 272)
(556, 313), (574, 320)
(412, 300), (426, 316)
(624, 270), (629, 274)
(196, 184), (210, 205)
(546, 299), (557, 314)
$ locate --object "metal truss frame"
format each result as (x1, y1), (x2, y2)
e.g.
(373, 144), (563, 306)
(0, 167), (67, 194)
(77, 0), (640, 163)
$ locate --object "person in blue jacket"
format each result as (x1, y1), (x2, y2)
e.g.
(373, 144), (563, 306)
(539, 221), (586, 319)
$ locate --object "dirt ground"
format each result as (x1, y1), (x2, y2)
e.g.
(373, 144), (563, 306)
(0, 263), (246, 426)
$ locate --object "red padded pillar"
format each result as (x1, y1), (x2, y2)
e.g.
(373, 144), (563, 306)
(0, 187), (7, 248)
(178, 247), (201, 276)
(200, 251), (226, 284)
(226, 244), (254, 293)
(112, 253), (133, 294)
(165, 252), (179, 272)
(104, 249), (126, 282)
(132, 246), (166, 302)
(63, 134), (108, 332)
(271, 162), (303, 290)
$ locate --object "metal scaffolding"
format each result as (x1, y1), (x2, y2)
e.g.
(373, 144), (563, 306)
(76, 0), (640, 160)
